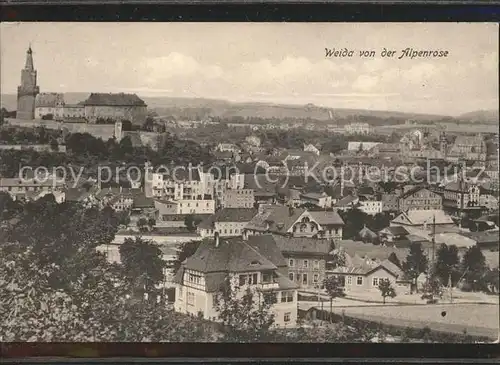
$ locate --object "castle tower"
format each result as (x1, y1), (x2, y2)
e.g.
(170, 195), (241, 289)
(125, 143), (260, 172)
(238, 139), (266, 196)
(16, 45), (40, 120)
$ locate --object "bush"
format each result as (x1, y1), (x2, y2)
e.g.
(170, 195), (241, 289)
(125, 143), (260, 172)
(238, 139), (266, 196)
(41, 113), (54, 120)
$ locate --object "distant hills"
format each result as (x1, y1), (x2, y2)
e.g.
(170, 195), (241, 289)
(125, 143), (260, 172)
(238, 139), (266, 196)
(1, 92), (498, 124)
(457, 110), (499, 124)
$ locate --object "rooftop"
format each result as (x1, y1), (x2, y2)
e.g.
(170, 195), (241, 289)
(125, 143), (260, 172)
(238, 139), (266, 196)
(261, 234), (332, 255)
(198, 208), (257, 229)
(83, 93), (147, 107)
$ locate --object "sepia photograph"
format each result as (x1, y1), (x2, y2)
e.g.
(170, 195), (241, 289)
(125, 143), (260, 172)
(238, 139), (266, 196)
(0, 22), (498, 344)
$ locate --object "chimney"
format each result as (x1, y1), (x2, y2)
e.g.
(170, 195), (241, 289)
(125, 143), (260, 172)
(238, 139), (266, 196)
(214, 232), (220, 248)
(288, 206), (295, 216)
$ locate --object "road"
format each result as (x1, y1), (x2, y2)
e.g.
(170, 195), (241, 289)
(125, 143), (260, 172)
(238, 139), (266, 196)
(307, 302), (499, 339)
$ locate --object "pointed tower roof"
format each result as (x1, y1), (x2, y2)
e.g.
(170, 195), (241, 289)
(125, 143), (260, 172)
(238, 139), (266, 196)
(25, 45), (34, 71)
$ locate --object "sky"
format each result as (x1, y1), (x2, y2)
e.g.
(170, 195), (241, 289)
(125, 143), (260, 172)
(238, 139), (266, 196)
(1, 22), (498, 115)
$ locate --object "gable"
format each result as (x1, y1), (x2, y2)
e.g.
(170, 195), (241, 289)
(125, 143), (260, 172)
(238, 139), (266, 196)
(288, 210), (321, 232)
(392, 212), (412, 226)
(365, 264), (399, 278)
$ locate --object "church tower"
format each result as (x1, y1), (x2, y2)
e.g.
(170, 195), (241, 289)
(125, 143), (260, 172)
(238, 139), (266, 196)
(16, 45), (40, 120)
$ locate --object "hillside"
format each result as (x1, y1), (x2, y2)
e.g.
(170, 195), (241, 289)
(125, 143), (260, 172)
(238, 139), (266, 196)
(2, 92), (454, 122)
(458, 110), (499, 124)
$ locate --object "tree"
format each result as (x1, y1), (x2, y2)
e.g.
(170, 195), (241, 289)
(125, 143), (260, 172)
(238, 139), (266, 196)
(137, 217), (149, 232)
(420, 274), (443, 303)
(378, 279), (396, 304)
(184, 214), (202, 232)
(402, 242), (428, 293)
(0, 240), (214, 342)
(434, 244), (460, 287)
(173, 240), (202, 273)
(483, 267), (499, 293)
(338, 208), (369, 239)
(213, 277), (278, 342)
(0, 191), (22, 221)
(460, 246), (488, 292)
(143, 117), (155, 132)
(388, 252), (401, 269)
(147, 217), (156, 230)
(3, 198), (120, 290)
(323, 275), (345, 322)
(50, 139), (59, 151)
(116, 211), (131, 228)
(378, 181), (398, 194)
(368, 212), (391, 232)
(119, 237), (165, 299)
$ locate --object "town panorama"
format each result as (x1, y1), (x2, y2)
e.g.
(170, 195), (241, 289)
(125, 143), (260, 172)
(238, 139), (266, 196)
(0, 22), (498, 343)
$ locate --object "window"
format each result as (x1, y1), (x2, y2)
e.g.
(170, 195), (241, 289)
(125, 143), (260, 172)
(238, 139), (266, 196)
(313, 274), (319, 284)
(239, 275), (247, 286)
(347, 276), (352, 285)
(302, 274), (308, 285)
(289, 259), (295, 267)
(284, 312), (291, 322)
(289, 272), (294, 282)
(372, 278), (379, 287)
(303, 260), (309, 269)
(313, 260), (320, 269)
(249, 273), (258, 284)
(281, 291), (294, 303)
(187, 292), (195, 306)
(262, 272), (272, 283)
(356, 276), (363, 285)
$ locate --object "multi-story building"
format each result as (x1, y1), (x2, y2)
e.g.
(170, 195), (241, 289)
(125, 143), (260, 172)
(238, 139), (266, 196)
(0, 177), (64, 201)
(173, 235), (298, 327)
(82, 93), (147, 125)
(154, 198), (215, 215)
(299, 192), (332, 209)
(398, 186), (443, 212)
(244, 205), (344, 240)
(391, 209), (455, 231)
(33, 93), (86, 120)
(221, 188), (255, 208)
(381, 193), (399, 212)
(34, 92), (64, 119)
(446, 134), (487, 163)
(145, 165), (211, 200)
(434, 181), (483, 217)
(344, 122), (371, 135)
(258, 235), (330, 289)
(197, 208), (257, 238)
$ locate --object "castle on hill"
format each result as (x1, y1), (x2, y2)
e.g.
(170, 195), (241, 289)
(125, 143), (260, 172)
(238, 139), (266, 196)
(16, 46), (147, 126)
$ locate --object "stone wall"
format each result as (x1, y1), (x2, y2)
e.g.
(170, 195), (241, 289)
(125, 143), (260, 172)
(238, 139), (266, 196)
(5, 118), (116, 141)
(5, 118), (162, 148)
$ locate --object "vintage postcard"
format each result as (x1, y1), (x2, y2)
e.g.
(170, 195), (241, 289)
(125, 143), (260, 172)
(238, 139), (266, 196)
(0, 22), (498, 343)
